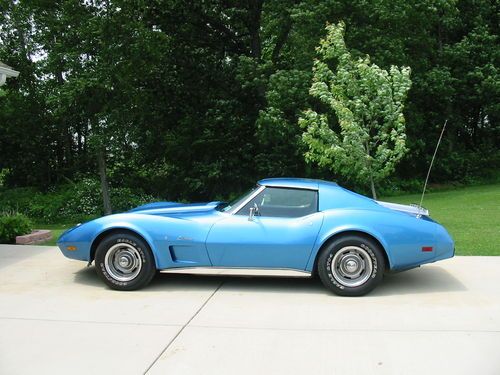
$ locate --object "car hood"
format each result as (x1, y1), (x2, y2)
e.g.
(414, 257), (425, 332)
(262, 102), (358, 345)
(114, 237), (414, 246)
(128, 201), (223, 216)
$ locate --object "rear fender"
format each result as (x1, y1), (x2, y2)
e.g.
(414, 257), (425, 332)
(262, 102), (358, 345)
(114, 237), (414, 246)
(306, 223), (393, 272)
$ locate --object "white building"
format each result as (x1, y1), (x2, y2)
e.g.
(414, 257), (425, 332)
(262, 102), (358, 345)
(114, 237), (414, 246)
(0, 61), (19, 86)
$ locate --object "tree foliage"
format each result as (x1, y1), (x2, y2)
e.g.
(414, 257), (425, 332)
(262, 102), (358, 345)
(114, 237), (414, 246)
(0, 0), (498, 204)
(300, 22), (412, 198)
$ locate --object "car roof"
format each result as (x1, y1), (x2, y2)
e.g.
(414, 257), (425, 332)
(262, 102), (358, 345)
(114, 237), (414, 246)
(257, 178), (338, 190)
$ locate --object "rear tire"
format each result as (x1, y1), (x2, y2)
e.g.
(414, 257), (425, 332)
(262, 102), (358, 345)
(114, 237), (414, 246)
(95, 233), (156, 291)
(317, 235), (385, 296)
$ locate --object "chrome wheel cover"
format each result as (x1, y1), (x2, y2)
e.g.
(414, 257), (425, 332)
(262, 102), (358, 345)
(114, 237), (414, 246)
(331, 246), (373, 287)
(104, 243), (143, 282)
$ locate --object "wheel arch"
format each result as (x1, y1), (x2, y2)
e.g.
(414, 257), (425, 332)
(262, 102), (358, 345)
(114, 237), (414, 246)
(90, 227), (158, 268)
(311, 230), (391, 275)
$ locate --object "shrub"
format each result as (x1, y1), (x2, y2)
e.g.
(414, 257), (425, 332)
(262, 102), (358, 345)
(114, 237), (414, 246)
(0, 213), (32, 243)
(59, 178), (156, 219)
(0, 179), (157, 224)
(59, 178), (103, 218)
(378, 178), (424, 197)
(110, 186), (155, 212)
(0, 187), (39, 214)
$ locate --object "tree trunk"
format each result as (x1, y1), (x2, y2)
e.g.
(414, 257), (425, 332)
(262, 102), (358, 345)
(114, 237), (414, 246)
(365, 143), (377, 200)
(248, 0), (263, 60)
(271, 14), (292, 63)
(97, 148), (112, 215)
(370, 174), (377, 200)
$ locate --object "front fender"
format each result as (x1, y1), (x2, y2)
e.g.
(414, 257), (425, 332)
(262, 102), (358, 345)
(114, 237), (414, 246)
(89, 220), (159, 267)
(58, 213), (215, 269)
(57, 217), (158, 264)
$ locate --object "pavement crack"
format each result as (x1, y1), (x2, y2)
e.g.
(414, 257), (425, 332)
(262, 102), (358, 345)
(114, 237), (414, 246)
(187, 325), (500, 334)
(0, 316), (181, 328)
(143, 280), (224, 374)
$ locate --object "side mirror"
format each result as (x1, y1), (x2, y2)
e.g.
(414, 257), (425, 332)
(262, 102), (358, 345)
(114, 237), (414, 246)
(248, 207), (256, 221)
(248, 203), (259, 221)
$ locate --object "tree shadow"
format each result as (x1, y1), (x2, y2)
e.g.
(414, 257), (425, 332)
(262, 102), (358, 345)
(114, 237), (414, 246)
(73, 264), (466, 296)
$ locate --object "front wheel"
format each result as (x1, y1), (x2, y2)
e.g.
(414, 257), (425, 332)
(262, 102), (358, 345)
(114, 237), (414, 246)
(95, 233), (156, 291)
(317, 235), (385, 296)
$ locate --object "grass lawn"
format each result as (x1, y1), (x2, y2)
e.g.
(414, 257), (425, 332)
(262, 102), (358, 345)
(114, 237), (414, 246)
(32, 184), (499, 255)
(383, 184), (500, 256)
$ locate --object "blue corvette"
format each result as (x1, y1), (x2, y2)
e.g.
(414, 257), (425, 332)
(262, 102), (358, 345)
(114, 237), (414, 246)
(57, 178), (454, 296)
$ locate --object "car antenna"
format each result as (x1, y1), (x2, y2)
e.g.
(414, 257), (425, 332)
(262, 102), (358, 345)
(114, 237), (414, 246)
(418, 119), (448, 215)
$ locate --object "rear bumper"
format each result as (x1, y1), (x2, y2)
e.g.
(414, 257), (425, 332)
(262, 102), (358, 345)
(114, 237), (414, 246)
(434, 225), (455, 260)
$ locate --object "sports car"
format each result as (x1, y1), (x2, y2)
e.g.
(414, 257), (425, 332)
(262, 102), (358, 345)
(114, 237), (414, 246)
(57, 178), (454, 296)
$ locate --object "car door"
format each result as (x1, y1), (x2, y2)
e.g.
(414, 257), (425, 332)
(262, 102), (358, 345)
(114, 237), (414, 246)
(205, 187), (324, 270)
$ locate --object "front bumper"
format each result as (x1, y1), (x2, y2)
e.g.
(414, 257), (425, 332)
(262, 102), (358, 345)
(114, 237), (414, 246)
(57, 241), (92, 261)
(57, 224), (93, 262)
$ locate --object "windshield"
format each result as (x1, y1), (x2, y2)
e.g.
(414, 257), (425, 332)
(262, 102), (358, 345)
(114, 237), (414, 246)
(218, 186), (258, 213)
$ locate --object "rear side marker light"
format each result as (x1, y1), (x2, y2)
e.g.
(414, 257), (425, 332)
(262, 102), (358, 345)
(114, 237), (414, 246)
(422, 246), (433, 252)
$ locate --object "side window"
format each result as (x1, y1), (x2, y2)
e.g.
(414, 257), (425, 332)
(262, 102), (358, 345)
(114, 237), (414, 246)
(236, 187), (318, 218)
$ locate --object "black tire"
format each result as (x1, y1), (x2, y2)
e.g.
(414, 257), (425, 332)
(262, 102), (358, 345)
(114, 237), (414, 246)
(317, 235), (385, 296)
(95, 232), (156, 291)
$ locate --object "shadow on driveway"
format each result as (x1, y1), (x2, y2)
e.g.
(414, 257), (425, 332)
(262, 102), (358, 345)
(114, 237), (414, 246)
(373, 266), (466, 296)
(73, 264), (466, 296)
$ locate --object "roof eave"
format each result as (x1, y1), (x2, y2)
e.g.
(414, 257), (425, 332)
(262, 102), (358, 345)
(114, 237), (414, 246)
(0, 66), (20, 78)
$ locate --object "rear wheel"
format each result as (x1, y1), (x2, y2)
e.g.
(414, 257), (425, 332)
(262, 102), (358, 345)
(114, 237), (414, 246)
(95, 233), (156, 290)
(317, 235), (385, 296)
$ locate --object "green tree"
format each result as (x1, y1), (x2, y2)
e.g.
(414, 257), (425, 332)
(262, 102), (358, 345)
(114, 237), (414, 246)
(300, 22), (412, 198)
(0, 0), (497, 205)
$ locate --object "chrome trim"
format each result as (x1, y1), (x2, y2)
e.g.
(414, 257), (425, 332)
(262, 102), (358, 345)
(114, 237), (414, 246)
(230, 185), (266, 215)
(104, 243), (143, 282)
(260, 184), (319, 191)
(331, 245), (373, 287)
(160, 267), (312, 278)
(134, 202), (220, 215)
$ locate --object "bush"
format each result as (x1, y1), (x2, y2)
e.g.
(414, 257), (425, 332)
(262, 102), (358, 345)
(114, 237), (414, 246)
(0, 213), (32, 243)
(0, 179), (156, 224)
(59, 178), (103, 218)
(378, 178), (424, 197)
(59, 178), (156, 220)
(0, 187), (39, 214)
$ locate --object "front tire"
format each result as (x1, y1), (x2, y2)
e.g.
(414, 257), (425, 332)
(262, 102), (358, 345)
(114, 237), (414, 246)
(95, 233), (156, 291)
(317, 235), (385, 296)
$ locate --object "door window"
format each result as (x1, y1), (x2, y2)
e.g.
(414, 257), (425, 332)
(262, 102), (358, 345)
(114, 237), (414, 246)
(236, 187), (318, 218)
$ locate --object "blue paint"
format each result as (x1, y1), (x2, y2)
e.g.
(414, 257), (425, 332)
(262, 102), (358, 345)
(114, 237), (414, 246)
(58, 178), (454, 273)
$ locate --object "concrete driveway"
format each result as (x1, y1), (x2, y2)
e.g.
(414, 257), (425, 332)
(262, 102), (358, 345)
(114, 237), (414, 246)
(0, 245), (499, 375)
